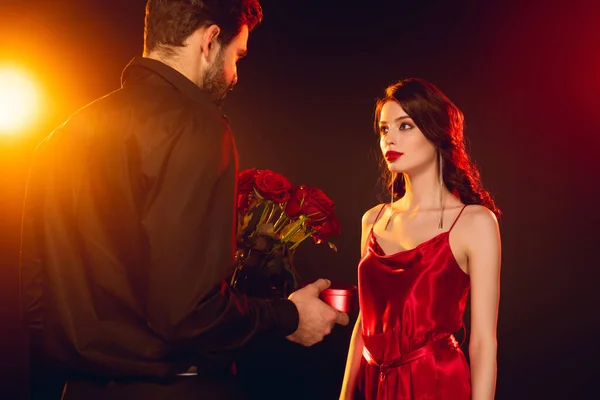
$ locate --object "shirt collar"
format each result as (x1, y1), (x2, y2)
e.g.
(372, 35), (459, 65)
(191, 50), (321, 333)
(121, 56), (224, 115)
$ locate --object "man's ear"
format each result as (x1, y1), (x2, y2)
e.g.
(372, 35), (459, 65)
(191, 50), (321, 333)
(200, 24), (221, 61)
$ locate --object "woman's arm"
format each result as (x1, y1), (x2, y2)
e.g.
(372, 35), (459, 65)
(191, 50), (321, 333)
(340, 313), (363, 399)
(465, 206), (502, 400)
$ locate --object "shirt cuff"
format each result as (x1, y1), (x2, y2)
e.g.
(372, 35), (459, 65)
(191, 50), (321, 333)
(271, 299), (299, 336)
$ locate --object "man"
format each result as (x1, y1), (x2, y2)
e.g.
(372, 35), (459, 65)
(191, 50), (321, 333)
(20, 1), (349, 398)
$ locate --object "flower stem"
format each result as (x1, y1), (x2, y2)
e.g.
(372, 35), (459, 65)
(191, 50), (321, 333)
(280, 217), (306, 243)
(289, 231), (315, 251)
(266, 203), (278, 224)
(273, 213), (289, 233)
(256, 201), (273, 231)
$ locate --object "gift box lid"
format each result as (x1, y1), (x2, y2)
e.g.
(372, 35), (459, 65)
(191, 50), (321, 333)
(321, 282), (357, 296)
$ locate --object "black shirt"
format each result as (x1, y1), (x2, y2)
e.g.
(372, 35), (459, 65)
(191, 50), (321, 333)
(19, 57), (299, 379)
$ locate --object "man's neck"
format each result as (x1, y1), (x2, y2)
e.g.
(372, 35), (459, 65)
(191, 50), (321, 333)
(145, 50), (202, 87)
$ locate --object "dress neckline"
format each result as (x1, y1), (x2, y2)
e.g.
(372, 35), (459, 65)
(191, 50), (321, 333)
(369, 229), (449, 258)
(368, 204), (468, 259)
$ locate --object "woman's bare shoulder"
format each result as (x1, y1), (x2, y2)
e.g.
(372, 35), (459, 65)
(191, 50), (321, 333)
(461, 204), (498, 227)
(457, 204), (500, 244)
(362, 203), (386, 228)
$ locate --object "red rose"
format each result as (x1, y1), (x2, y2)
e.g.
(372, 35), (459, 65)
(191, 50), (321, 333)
(285, 185), (308, 218)
(238, 168), (258, 195)
(302, 187), (335, 226)
(254, 170), (292, 203)
(312, 215), (341, 243)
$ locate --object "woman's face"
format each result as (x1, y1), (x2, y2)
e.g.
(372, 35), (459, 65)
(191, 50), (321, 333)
(378, 100), (437, 175)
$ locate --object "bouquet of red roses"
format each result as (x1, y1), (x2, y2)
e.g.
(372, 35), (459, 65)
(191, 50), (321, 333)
(231, 168), (341, 299)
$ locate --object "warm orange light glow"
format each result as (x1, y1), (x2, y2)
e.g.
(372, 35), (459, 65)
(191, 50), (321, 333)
(0, 66), (40, 135)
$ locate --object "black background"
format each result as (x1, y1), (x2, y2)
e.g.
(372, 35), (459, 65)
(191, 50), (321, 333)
(1, 1), (600, 398)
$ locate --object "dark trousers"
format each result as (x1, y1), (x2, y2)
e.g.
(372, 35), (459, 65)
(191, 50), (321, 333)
(61, 375), (247, 400)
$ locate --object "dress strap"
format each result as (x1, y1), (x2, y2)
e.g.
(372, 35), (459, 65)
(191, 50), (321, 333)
(448, 205), (468, 232)
(370, 204), (388, 234)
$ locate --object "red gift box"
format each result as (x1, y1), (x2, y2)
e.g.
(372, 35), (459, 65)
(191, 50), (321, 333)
(319, 282), (358, 313)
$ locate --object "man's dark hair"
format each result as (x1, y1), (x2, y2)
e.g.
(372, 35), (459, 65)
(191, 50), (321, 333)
(144, 0), (263, 56)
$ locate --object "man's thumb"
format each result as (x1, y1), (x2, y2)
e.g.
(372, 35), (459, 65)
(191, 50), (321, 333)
(310, 278), (331, 294)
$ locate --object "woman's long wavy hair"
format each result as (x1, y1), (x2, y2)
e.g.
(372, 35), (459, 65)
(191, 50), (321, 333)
(374, 78), (501, 219)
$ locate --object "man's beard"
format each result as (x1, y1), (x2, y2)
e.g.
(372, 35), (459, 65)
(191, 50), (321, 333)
(202, 52), (234, 106)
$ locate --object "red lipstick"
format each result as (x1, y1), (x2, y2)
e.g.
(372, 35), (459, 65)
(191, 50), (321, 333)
(385, 151), (403, 162)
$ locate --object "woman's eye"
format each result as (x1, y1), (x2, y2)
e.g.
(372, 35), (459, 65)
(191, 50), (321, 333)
(399, 122), (413, 130)
(379, 126), (389, 135)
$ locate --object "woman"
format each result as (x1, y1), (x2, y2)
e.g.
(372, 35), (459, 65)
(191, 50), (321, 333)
(340, 78), (501, 400)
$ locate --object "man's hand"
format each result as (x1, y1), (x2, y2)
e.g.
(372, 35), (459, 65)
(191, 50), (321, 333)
(286, 279), (350, 346)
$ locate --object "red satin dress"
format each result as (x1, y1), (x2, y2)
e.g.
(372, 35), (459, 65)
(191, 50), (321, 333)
(356, 205), (471, 400)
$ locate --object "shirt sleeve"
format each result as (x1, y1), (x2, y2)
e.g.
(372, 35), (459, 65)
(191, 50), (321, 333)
(137, 112), (298, 356)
